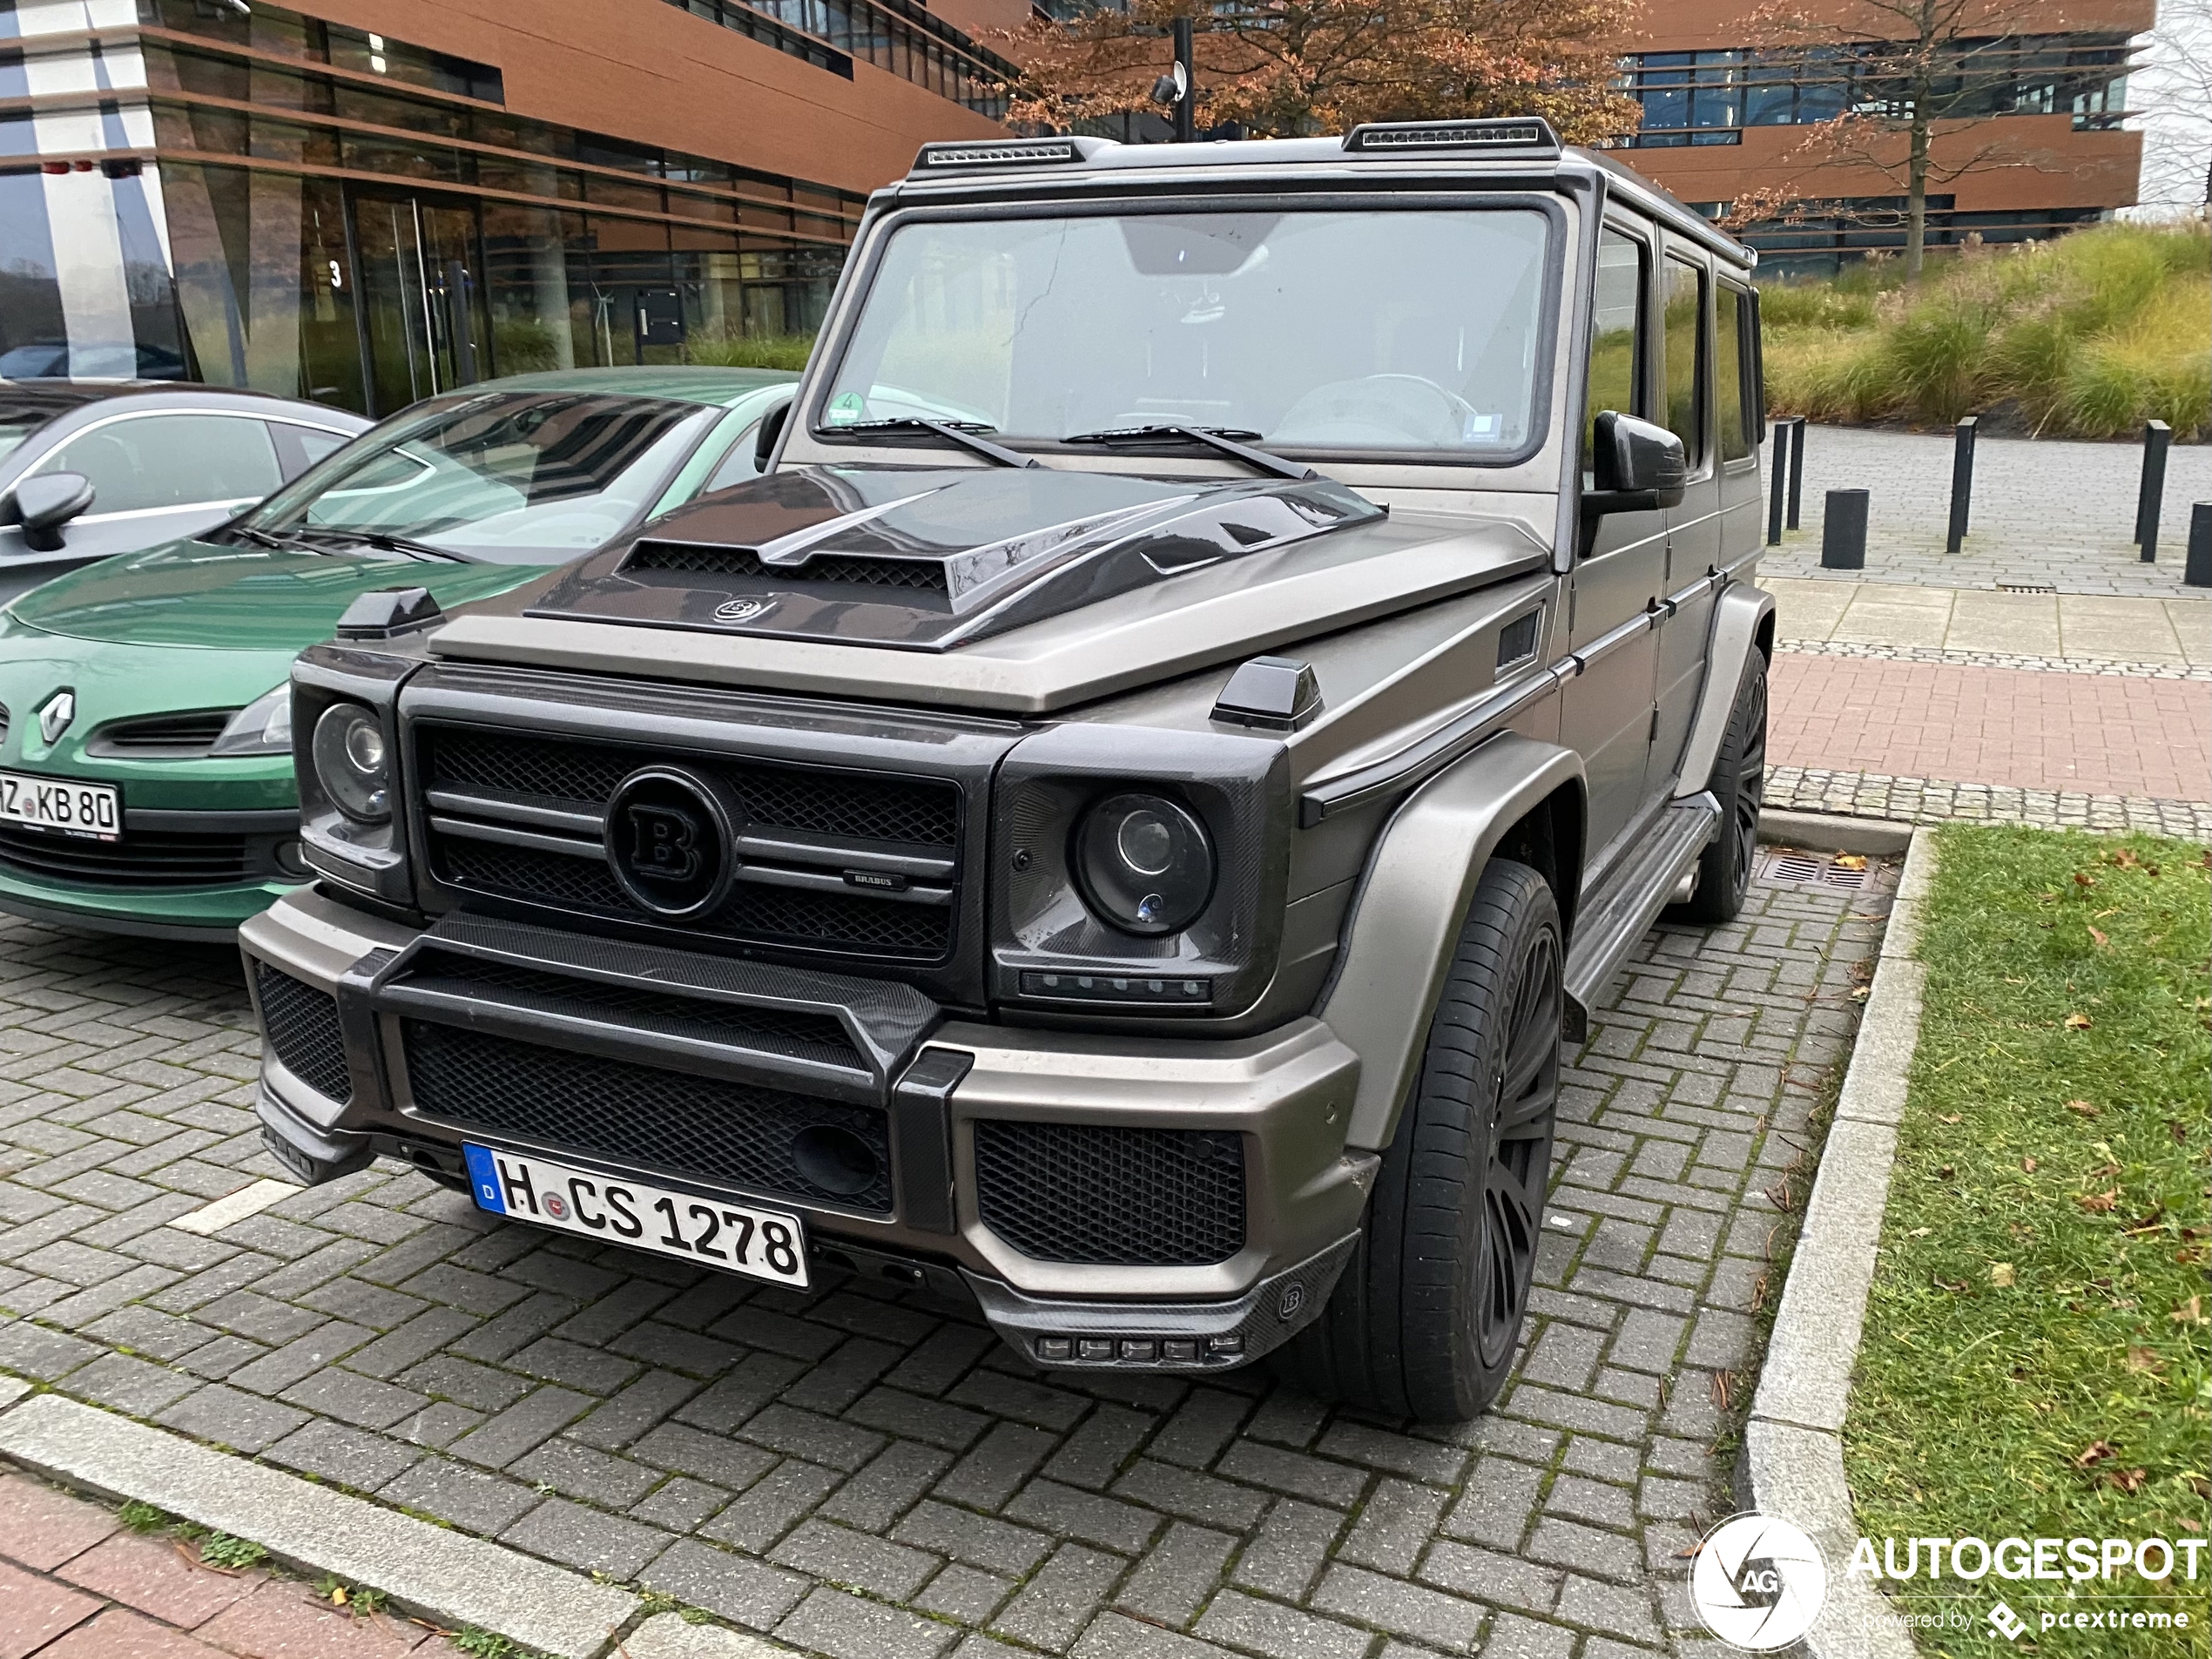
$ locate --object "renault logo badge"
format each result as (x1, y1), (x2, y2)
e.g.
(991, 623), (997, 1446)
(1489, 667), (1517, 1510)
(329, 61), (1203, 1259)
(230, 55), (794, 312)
(36, 690), (74, 745)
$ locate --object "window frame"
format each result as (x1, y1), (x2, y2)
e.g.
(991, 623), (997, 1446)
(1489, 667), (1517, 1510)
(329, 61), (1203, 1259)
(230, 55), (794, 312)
(1715, 278), (1758, 467)
(1582, 217), (1652, 484)
(1659, 248), (1710, 479)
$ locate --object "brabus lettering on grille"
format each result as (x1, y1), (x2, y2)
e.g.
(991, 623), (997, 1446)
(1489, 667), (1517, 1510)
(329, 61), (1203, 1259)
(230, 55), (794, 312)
(627, 802), (703, 882)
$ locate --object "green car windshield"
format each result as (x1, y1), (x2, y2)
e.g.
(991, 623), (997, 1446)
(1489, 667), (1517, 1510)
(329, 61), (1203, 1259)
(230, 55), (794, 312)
(819, 208), (1553, 455)
(235, 390), (713, 563)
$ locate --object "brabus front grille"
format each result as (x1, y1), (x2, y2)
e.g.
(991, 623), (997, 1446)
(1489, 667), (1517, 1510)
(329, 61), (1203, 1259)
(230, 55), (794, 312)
(417, 724), (963, 964)
(974, 1120), (1247, 1265)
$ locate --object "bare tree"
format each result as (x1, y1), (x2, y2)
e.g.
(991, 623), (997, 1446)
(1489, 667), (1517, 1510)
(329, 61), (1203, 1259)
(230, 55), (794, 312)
(1743, 0), (2135, 277)
(2123, 0), (2212, 215)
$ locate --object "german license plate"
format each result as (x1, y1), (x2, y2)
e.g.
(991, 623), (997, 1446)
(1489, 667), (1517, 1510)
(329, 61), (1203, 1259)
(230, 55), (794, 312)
(462, 1143), (809, 1288)
(0, 772), (120, 840)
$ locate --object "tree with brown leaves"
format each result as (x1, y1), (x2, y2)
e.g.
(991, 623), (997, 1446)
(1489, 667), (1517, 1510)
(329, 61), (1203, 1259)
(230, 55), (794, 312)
(997, 0), (1642, 147)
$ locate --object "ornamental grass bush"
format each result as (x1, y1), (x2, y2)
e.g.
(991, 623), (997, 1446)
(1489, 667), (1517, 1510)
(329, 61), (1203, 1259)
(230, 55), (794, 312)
(1762, 217), (2211, 441)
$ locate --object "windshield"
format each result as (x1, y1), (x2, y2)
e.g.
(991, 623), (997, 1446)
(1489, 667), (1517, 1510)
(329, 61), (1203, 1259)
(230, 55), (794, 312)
(0, 421), (41, 469)
(238, 391), (711, 563)
(821, 209), (1553, 456)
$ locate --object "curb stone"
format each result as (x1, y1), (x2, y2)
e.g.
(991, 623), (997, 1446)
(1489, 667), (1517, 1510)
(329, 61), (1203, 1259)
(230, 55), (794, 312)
(1757, 809), (1915, 857)
(1742, 827), (1939, 1659)
(0, 1386), (707, 1659)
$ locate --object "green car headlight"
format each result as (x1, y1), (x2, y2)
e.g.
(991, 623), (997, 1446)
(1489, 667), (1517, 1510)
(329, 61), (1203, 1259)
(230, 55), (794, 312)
(208, 685), (294, 757)
(311, 702), (390, 823)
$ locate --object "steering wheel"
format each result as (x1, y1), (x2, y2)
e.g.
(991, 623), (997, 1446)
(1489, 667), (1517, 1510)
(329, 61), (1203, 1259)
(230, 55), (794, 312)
(1272, 374), (1480, 447)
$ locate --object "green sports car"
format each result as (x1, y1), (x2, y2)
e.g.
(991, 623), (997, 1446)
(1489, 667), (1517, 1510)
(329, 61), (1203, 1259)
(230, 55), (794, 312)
(0, 365), (797, 940)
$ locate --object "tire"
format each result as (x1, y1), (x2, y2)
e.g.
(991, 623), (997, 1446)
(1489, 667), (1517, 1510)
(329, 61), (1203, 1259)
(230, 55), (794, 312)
(1674, 648), (1768, 925)
(1279, 859), (1562, 1421)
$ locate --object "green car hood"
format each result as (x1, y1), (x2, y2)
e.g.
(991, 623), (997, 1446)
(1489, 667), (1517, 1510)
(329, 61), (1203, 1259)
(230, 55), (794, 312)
(12, 537), (547, 651)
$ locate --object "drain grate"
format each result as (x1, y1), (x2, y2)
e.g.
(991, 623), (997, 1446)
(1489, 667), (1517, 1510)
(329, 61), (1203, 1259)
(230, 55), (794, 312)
(1995, 582), (2058, 594)
(1759, 849), (1871, 889)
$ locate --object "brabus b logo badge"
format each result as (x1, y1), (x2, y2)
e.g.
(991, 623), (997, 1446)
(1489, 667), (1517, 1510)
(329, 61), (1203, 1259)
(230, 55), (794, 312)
(604, 766), (737, 921)
(36, 689), (74, 745)
(714, 597), (775, 624)
(626, 803), (703, 883)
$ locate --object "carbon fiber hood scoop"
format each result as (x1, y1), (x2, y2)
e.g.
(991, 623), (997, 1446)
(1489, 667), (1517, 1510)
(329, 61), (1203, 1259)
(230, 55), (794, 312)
(527, 465), (1384, 650)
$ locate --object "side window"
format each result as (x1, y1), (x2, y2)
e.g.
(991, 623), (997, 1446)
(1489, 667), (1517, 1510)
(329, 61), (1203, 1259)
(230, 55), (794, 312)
(703, 422), (765, 492)
(43, 414), (282, 516)
(269, 421), (354, 481)
(1583, 227), (1646, 475)
(1716, 285), (1752, 462)
(1662, 254), (1706, 470)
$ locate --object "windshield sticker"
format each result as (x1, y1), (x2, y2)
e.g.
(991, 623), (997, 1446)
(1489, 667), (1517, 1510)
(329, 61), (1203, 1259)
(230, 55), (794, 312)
(827, 392), (866, 427)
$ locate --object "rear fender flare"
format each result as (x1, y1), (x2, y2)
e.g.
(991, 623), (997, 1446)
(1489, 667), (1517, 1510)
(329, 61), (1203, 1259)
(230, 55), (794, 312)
(1320, 732), (1584, 1151)
(1673, 581), (1775, 798)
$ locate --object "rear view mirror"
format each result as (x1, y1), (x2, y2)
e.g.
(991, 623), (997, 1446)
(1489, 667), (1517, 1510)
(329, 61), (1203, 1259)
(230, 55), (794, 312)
(13, 472), (95, 552)
(754, 398), (792, 470)
(1585, 412), (1685, 513)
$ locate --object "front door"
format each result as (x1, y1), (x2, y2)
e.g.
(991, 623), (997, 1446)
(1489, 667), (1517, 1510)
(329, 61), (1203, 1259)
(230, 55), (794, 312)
(1560, 222), (1665, 868)
(354, 192), (488, 416)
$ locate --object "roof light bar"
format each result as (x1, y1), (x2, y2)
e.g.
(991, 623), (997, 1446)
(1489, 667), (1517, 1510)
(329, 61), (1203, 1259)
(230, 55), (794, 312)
(911, 136), (1116, 175)
(1341, 118), (1561, 158)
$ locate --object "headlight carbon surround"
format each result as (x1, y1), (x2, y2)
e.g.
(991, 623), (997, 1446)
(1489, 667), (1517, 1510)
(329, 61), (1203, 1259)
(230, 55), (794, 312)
(1074, 792), (1215, 935)
(312, 702), (390, 823)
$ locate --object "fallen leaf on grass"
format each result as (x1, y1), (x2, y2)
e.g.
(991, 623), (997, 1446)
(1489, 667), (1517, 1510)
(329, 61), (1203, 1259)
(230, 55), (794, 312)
(1938, 1164), (1957, 1179)
(2066, 1099), (2101, 1117)
(1990, 1263), (2016, 1286)
(2124, 1346), (2166, 1374)
(2074, 872), (2096, 888)
(2087, 926), (2109, 949)
(2108, 1467), (2149, 1494)
(1849, 986), (1870, 1001)
(2077, 1190), (2121, 1213)
(2064, 1012), (2094, 1029)
(2022, 1157), (2039, 1173)
(330, 1586), (349, 1607)
(2108, 849), (2140, 869)
(1939, 1113), (1962, 1124)
(1909, 1226), (1932, 1238)
(2172, 1295), (2207, 1325)
(2121, 1211), (2168, 1236)
(2073, 1440), (2117, 1470)
(1935, 1275), (1972, 1292)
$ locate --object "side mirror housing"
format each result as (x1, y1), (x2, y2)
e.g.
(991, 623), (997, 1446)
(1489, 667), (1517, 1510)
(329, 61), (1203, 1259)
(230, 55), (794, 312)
(753, 397), (792, 470)
(13, 472), (95, 552)
(1584, 412), (1685, 514)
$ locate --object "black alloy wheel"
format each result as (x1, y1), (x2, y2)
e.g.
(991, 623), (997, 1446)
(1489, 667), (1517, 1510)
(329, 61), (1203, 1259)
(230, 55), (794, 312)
(1676, 648), (1768, 925)
(1474, 918), (1560, 1373)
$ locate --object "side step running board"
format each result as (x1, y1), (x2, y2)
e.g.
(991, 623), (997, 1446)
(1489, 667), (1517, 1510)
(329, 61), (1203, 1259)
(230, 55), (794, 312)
(1561, 792), (1721, 1042)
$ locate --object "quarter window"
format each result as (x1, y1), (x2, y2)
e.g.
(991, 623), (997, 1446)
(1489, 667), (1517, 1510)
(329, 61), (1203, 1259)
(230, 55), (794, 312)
(1662, 256), (1706, 470)
(1716, 286), (1753, 462)
(1584, 227), (1646, 476)
(41, 414), (282, 516)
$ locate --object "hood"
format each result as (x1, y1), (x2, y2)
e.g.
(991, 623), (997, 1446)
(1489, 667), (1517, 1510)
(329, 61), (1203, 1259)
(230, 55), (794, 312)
(11, 537), (549, 651)
(526, 465), (1386, 651)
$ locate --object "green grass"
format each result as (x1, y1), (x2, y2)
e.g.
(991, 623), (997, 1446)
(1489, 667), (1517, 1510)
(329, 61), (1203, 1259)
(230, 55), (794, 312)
(680, 328), (816, 372)
(196, 1532), (269, 1570)
(1843, 827), (2211, 1657)
(1762, 219), (2211, 440)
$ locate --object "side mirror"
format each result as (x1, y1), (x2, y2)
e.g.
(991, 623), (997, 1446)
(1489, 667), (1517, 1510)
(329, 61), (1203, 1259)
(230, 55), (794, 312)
(753, 398), (792, 470)
(13, 472), (95, 552)
(1584, 412), (1685, 514)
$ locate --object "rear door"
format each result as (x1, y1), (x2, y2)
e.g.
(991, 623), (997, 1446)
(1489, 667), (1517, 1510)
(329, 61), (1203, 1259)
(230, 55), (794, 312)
(1652, 245), (1719, 789)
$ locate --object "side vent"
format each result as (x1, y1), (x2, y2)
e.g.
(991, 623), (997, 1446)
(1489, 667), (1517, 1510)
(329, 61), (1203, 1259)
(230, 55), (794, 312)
(625, 540), (949, 594)
(1496, 607), (1542, 669)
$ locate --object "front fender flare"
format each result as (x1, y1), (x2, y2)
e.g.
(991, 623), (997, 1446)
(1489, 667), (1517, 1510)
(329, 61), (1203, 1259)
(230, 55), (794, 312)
(1673, 580), (1775, 798)
(1320, 732), (1583, 1152)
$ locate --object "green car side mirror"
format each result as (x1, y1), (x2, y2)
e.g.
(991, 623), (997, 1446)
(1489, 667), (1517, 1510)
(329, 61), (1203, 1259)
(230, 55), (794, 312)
(14, 472), (96, 553)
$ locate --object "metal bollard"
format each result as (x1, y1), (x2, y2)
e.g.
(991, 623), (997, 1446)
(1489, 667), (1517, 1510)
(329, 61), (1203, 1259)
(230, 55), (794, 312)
(1821, 488), (1869, 570)
(2135, 419), (2170, 562)
(1946, 415), (1977, 553)
(1766, 421), (1788, 545)
(2187, 502), (2212, 589)
(1785, 416), (1806, 529)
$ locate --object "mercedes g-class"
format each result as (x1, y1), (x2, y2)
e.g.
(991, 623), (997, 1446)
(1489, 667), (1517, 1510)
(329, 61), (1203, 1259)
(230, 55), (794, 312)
(242, 118), (1773, 1421)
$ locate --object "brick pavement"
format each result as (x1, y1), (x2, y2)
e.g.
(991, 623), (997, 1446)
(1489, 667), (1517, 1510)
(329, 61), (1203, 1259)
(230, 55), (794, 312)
(0, 1469), (470, 1659)
(1768, 651), (2212, 802)
(1766, 766), (2212, 841)
(0, 866), (1886, 1659)
(1758, 424), (2212, 597)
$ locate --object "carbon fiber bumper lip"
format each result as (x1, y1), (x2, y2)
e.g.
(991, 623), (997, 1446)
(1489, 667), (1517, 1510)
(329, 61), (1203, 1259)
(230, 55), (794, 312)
(963, 1231), (1358, 1372)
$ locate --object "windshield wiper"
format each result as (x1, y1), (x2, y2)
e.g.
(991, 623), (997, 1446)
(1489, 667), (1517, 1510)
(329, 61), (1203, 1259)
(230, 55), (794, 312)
(833, 418), (1037, 470)
(224, 524), (311, 553)
(285, 526), (473, 563)
(1060, 425), (1319, 482)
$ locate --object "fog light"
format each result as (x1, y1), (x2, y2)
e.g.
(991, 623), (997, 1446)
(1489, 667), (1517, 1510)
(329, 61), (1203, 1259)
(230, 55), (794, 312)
(274, 839), (309, 877)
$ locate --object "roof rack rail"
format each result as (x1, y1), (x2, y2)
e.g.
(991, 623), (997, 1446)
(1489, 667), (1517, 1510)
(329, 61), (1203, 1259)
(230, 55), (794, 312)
(910, 136), (1120, 176)
(1340, 118), (1561, 158)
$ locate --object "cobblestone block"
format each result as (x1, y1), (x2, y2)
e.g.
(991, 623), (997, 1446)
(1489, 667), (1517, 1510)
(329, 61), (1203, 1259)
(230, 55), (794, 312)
(990, 1542), (1126, 1652)
(1339, 1477), (1450, 1575)
(699, 1459), (840, 1553)
(770, 1518), (939, 1600)
(378, 1453), (543, 1533)
(1194, 1588), (1372, 1659)
(500, 1494), (667, 1578)
(1311, 1563), (1486, 1653)
(816, 1438), (954, 1532)
(780, 1586), (957, 1659)
(1115, 1521), (1235, 1628)
(1231, 1499), (1343, 1601)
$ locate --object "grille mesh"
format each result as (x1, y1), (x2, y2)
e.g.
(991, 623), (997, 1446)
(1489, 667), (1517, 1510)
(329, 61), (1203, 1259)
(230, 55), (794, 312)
(402, 1021), (893, 1211)
(89, 710), (237, 753)
(254, 963), (351, 1103)
(424, 728), (958, 846)
(628, 542), (949, 593)
(395, 951), (863, 1070)
(0, 824), (249, 887)
(974, 1120), (1246, 1265)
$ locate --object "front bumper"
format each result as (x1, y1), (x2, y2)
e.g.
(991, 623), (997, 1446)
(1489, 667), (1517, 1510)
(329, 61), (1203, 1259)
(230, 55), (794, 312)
(239, 887), (1376, 1372)
(0, 806), (306, 940)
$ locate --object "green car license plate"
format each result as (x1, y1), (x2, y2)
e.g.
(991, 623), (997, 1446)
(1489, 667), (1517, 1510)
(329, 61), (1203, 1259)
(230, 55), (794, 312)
(462, 1142), (809, 1288)
(0, 771), (121, 841)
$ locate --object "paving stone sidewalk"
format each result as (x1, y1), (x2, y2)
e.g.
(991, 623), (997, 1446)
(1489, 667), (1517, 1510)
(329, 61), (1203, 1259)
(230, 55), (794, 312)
(0, 871), (1885, 1659)
(0, 1470), (475, 1659)
(1759, 424), (2212, 597)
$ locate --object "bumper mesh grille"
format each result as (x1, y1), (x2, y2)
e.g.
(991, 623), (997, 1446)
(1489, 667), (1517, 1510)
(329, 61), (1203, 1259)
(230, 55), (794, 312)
(974, 1120), (1246, 1265)
(401, 1021), (893, 1212)
(0, 823), (250, 887)
(254, 963), (351, 1103)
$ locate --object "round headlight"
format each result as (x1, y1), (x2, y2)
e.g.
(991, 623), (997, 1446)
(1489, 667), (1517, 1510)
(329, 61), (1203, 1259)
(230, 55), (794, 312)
(1073, 792), (1214, 936)
(311, 702), (389, 823)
